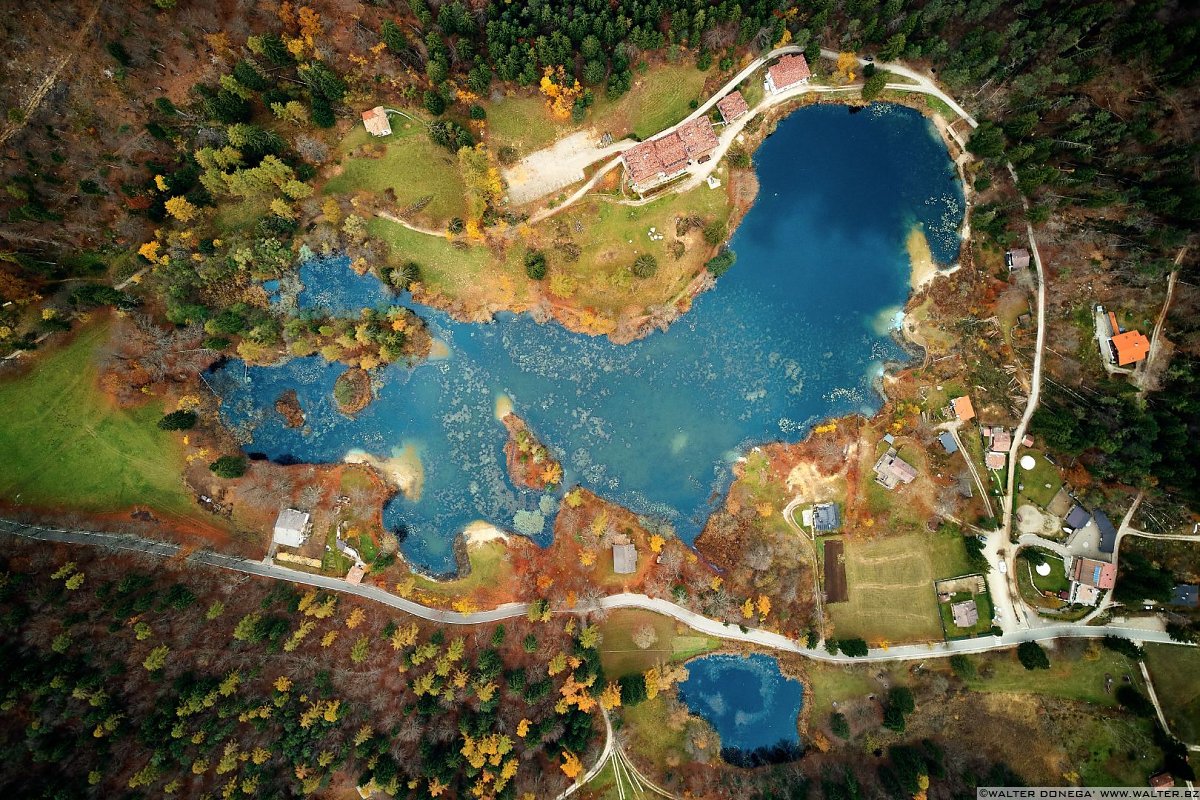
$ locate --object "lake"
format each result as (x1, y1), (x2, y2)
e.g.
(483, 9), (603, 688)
(676, 653), (805, 765)
(211, 103), (964, 574)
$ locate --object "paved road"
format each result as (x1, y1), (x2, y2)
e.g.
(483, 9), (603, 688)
(2, 519), (1192, 666)
(529, 47), (981, 217)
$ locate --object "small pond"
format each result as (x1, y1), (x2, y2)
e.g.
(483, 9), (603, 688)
(210, 103), (964, 574)
(676, 653), (805, 766)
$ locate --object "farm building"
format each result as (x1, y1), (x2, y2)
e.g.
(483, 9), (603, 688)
(273, 508), (311, 548)
(361, 106), (391, 137)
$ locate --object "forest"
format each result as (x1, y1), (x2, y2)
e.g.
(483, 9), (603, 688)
(0, 540), (607, 799)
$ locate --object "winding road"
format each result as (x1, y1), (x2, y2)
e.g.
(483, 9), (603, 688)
(1, 519), (1190, 664)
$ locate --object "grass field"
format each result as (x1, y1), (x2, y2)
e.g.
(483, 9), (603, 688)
(412, 539), (512, 601)
(597, 609), (719, 678)
(1145, 644), (1200, 744)
(1016, 450), (1063, 509)
(372, 173), (732, 322)
(484, 64), (712, 156)
(548, 179), (732, 315)
(827, 529), (972, 643)
(960, 645), (1142, 707)
(324, 120), (466, 227)
(1016, 550), (1072, 611)
(0, 322), (201, 521)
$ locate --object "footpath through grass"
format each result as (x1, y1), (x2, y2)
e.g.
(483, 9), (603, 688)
(1145, 644), (1200, 744)
(0, 322), (197, 520)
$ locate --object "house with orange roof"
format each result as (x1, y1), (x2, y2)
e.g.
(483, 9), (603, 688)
(951, 395), (975, 422)
(1110, 329), (1150, 366)
(1097, 307), (1150, 366)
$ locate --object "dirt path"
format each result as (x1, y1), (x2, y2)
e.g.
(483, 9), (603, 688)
(0, 1), (102, 147)
(1135, 246), (1186, 394)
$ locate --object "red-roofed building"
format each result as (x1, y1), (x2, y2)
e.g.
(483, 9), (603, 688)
(1072, 557), (1116, 590)
(716, 91), (750, 123)
(622, 118), (720, 192)
(1110, 330), (1150, 366)
(621, 140), (669, 190)
(654, 134), (688, 173)
(677, 117), (719, 163)
(951, 395), (975, 422)
(765, 55), (811, 95)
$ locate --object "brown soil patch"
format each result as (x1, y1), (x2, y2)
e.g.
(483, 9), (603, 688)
(823, 539), (848, 603)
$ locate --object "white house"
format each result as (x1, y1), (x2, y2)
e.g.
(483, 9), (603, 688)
(273, 508), (311, 548)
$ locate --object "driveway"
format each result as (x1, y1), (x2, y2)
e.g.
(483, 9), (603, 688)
(503, 131), (632, 206)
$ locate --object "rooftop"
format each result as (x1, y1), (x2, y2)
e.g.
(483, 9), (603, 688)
(716, 91), (750, 122)
(1094, 510), (1117, 554)
(622, 139), (668, 186)
(1111, 329), (1150, 365)
(950, 599), (979, 628)
(676, 117), (719, 157)
(873, 448), (918, 489)
(1072, 557), (1116, 589)
(1006, 248), (1031, 269)
(767, 55), (812, 90)
(984, 451), (1006, 470)
(613, 543), (637, 574)
(362, 106), (391, 136)
(812, 503), (841, 532)
(1064, 504), (1091, 530)
(938, 431), (958, 453)
(951, 395), (976, 422)
(274, 508), (310, 534)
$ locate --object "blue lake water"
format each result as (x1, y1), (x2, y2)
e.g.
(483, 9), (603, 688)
(676, 653), (804, 759)
(210, 103), (963, 574)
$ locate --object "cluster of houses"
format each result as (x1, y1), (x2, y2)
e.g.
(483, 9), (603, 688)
(622, 117), (720, 193)
(621, 54), (812, 193)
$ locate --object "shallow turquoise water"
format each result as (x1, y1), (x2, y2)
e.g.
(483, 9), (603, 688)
(210, 103), (963, 574)
(676, 653), (804, 760)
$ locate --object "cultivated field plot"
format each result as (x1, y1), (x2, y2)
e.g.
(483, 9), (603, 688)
(823, 538), (848, 602)
(1145, 644), (1200, 745)
(826, 531), (968, 643)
